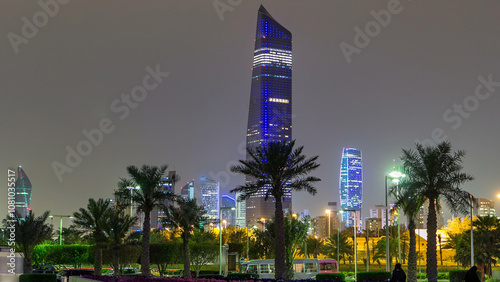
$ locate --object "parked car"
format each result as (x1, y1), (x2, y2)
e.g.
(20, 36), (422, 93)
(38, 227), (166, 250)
(57, 269), (94, 282)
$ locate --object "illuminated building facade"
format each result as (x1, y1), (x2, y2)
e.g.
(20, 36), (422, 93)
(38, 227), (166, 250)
(339, 148), (362, 228)
(221, 194), (236, 226)
(15, 166), (32, 218)
(180, 180), (195, 201)
(245, 5), (293, 227)
(200, 176), (219, 222)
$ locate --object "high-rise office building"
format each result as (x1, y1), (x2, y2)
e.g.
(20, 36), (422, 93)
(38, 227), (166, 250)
(235, 191), (246, 228)
(245, 5), (293, 227)
(200, 176), (219, 223)
(153, 171), (178, 229)
(473, 198), (496, 217)
(339, 148), (362, 228)
(221, 194), (236, 226)
(416, 199), (445, 229)
(15, 166), (32, 218)
(180, 180), (195, 201)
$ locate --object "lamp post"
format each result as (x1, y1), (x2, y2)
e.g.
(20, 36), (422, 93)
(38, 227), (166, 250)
(338, 210), (342, 264)
(344, 209), (357, 280)
(388, 171), (404, 264)
(246, 220), (251, 261)
(49, 215), (73, 245)
(260, 218), (266, 232)
(325, 210), (331, 237)
(219, 207), (236, 275)
(127, 186), (140, 217)
(470, 194), (474, 267)
(385, 170), (405, 270)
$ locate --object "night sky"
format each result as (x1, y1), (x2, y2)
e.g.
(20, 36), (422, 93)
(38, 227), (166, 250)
(2, 1), (500, 226)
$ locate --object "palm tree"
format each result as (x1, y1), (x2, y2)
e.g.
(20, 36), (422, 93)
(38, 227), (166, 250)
(105, 208), (137, 275)
(393, 182), (426, 282)
(230, 140), (320, 280)
(400, 141), (473, 282)
(163, 198), (206, 277)
(299, 236), (324, 258)
(472, 216), (500, 280)
(323, 232), (352, 264)
(72, 198), (110, 275)
(3, 211), (52, 273)
(116, 164), (172, 276)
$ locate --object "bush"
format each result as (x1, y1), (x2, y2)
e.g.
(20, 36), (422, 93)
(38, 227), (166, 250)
(356, 271), (391, 282)
(316, 273), (346, 281)
(449, 270), (481, 282)
(417, 273), (427, 279)
(19, 273), (57, 282)
(438, 272), (449, 279)
(227, 273), (259, 279)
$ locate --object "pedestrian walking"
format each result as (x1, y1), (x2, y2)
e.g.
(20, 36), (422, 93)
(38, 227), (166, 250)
(390, 263), (406, 282)
(465, 266), (480, 282)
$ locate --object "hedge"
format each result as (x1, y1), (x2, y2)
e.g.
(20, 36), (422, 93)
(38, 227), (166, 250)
(449, 270), (481, 282)
(19, 273), (57, 282)
(356, 271), (391, 282)
(227, 273), (259, 279)
(316, 273), (346, 281)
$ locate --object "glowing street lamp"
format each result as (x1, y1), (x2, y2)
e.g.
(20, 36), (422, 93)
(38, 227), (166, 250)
(49, 214), (74, 245)
(384, 170), (405, 270)
(219, 206), (236, 275)
(325, 210), (331, 237)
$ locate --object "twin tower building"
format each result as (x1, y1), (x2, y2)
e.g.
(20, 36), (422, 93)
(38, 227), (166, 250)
(240, 6), (362, 228)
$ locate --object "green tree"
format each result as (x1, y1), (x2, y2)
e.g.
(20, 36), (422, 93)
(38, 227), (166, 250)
(72, 198), (110, 275)
(190, 242), (219, 277)
(322, 231), (352, 264)
(105, 208), (136, 275)
(3, 211), (52, 273)
(399, 141), (473, 282)
(163, 198), (206, 277)
(116, 164), (173, 276)
(265, 214), (309, 279)
(150, 242), (181, 277)
(299, 235), (323, 258)
(393, 182), (426, 282)
(230, 140), (320, 280)
(472, 216), (500, 280)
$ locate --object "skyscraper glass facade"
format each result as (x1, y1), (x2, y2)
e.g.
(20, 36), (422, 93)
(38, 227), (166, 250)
(339, 148), (362, 228)
(200, 176), (219, 222)
(15, 166), (32, 218)
(245, 5), (292, 226)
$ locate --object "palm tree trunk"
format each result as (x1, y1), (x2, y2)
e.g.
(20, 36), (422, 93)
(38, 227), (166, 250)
(142, 210), (151, 276)
(182, 237), (191, 277)
(407, 219), (417, 282)
(426, 197), (438, 282)
(94, 246), (102, 275)
(23, 254), (33, 274)
(274, 198), (287, 280)
(112, 246), (120, 275)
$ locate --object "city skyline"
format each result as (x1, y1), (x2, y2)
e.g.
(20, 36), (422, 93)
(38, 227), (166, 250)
(2, 1), (500, 226)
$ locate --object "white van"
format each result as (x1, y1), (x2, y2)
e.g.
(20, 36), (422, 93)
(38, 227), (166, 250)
(244, 258), (320, 279)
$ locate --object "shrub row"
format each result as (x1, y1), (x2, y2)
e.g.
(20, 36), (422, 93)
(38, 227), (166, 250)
(449, 270), (481, 282)
(19, 273), (57, 282)
(316, 273), (346, 281)
(356, 271), (391, 282)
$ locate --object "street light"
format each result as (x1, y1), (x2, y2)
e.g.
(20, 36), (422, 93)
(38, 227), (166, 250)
(260, 218), (266, 232)
(389, 171), (405, 264)
(338, 210), (343, 264)
(344, 209), (357, 280)
(219, 206), (236, 275)
(49, 215), (73, 245)
(325, 210), (331, 237)
(385, 170), (405, 270)
(470, 193), (474, 267)
(246, 220), (251, 261)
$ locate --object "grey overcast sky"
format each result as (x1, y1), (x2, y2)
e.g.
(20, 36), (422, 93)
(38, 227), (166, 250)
(2, 0), (500, 225)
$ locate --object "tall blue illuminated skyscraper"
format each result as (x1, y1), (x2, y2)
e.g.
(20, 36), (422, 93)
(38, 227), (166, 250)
(339, 148), (363, 228)
(15, 166), (32, 218)
(245, 5), (293, 227)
